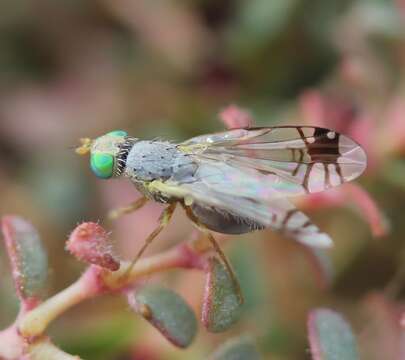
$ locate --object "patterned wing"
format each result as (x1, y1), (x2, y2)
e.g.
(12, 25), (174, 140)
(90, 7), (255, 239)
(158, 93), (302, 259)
(179, 126), (367, 196)
(151, 160), (333, 247)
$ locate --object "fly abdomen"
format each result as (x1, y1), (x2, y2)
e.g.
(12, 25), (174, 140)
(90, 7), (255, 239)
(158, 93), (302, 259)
(190, 203), (265, 234)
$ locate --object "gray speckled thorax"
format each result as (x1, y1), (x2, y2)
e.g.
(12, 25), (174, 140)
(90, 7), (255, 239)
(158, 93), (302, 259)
(124, 140), (197, 200)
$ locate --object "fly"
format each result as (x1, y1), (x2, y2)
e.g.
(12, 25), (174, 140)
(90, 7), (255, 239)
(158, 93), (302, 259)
(76, 127), (367, 300)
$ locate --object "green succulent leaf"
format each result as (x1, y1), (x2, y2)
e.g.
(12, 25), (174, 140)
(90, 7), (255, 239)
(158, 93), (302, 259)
(1, 216), (48, 303)
(210, 335), (261, 360)
(129, 286), (197, 348)
(202, 257), (242, 333)
(307, 308), (359, 360)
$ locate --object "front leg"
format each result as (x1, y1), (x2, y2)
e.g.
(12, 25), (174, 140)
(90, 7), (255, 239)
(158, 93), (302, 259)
(108, 196), (149, 220)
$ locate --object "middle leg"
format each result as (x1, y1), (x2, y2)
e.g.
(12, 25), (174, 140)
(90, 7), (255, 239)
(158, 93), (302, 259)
(123, 202), (177, 278)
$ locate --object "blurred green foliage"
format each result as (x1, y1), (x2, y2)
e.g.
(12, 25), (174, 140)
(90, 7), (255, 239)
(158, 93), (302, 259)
(0, 0), (405, 359)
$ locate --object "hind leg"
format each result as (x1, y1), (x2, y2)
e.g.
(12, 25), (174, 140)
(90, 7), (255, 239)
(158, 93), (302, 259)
(183, 204), (244, 304)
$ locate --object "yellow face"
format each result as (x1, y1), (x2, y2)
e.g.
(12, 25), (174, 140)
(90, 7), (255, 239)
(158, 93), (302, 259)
(89, 130), (128, 179)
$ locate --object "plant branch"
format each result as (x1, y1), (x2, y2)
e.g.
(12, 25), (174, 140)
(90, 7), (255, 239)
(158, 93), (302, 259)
(27, 338), (82, 360)
(19, 240), (209, 339)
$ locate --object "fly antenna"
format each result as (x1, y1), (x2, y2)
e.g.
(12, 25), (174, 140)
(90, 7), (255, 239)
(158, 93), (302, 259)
(75, 138), (93, 155)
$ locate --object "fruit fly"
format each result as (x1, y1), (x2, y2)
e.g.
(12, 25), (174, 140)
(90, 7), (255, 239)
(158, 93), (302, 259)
(76, 127), (367, 297)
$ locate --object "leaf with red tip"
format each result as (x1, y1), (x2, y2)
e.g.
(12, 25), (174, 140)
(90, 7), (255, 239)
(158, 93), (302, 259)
(202, 257), (242, 333)
(301, 184), (388, 238)
(66, 222), (120, 271)
(209, 335), (261, 360)
(219, 105), (254, 129)
(1, 216), (48, 303)
(308, 308), (359, 360)
(128, 286), (197, 348)
(343, 184), (389, 237)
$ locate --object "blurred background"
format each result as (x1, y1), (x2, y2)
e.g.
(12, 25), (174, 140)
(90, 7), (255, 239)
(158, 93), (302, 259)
(0, 0), (405, 359)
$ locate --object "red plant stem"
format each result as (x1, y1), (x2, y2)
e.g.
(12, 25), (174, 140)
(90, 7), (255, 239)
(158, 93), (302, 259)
(18, 270), (100, 339)
(18, 242), (208, 339)
(0, 325), (24, 359)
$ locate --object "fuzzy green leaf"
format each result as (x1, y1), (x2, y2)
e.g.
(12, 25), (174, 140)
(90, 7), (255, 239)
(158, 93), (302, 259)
(210, 335), (261, 360)
(129, 286), (197, 348)
(308, 308), (359, 360)
(1, 216), (48, 303)
(202, 257), (242, 333)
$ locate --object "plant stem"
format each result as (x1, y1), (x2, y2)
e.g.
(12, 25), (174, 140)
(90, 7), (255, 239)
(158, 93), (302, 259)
(28, 338), (82, 360)
(0, 325), (24, 359)
(19, 271), (98, 338)
(19, 242), (207, 338)
(103, 242), (205, 288)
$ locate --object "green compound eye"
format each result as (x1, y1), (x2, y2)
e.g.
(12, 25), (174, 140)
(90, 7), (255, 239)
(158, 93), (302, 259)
(90, 153), (114, 179)
(108, 130), (127, 137)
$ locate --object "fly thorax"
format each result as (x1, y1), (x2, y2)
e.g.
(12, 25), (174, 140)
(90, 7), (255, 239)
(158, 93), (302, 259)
(124, 141), (179, 182)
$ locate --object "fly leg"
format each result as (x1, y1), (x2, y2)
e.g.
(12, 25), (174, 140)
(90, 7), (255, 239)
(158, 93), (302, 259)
(183, 204), (244, 304)
(108, 197), (149, 220)
(204, 232), (244, 305)
(122, 202), (177, 279)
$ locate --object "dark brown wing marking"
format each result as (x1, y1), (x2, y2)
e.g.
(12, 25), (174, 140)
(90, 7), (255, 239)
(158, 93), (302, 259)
(292, 127), (354, 193)
(292, 149), (304, 177)
(305, 127), (345, 186)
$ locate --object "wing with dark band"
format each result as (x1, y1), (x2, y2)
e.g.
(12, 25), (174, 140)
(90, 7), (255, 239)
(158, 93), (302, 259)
(179, 126), (367, 196)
